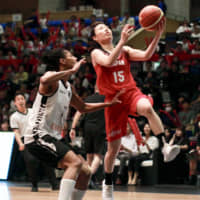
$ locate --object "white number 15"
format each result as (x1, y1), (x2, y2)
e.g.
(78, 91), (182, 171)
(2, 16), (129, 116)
(113, 71), (125, 83)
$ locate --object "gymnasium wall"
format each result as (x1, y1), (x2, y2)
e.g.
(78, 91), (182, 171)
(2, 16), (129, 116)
(0, 0), (38, 18)
(95, 0), (157, 16)
(165, 0), (200, 21)
(165, 0), (190, 21)
(39, 0), (67, 12)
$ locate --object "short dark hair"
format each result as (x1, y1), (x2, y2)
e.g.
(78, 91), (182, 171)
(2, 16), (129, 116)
(14, 92), (25, 100)
(175, 126), (186, 137)
(42, 48), (65, 71)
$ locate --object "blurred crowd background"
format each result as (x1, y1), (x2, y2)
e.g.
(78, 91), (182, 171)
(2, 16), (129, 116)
(0, 0), (200, 187)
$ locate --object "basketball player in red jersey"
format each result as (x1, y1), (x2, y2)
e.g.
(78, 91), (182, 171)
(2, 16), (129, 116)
(90, 19), (165, 200)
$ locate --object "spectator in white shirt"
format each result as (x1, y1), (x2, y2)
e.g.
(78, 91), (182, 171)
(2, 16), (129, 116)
(191, 24), (200, 39)
(176, 20), (192, 34)
(115, 122), (139, 185)
(128, 123), (159, 185)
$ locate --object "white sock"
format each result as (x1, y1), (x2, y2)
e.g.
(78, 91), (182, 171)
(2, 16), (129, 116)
(58, 179), (76, 200)
(71, 189), (86, 200)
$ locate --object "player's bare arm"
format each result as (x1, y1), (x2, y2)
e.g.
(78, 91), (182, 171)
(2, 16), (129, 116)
(39, 58), (85, 96)
(70, 86), (125, 113)
(124, 18), (166, 61)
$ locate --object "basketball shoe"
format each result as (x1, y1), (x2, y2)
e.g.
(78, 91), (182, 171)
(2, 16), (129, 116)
(102, 180), (114, 200)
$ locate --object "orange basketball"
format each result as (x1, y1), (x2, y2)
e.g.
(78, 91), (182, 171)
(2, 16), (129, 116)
(139, 5), (164, 31)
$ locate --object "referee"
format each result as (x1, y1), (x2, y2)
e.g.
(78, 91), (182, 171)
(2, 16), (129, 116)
(10, 93), (58, 192)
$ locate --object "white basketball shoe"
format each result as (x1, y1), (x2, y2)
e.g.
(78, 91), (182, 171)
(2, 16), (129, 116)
(102, 180), (114, 200)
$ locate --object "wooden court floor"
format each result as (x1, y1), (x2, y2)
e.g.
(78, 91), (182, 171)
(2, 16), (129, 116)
(0, 182), (199, 200)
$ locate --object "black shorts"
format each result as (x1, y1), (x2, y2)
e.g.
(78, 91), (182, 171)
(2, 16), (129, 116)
(84, 127), (106, 155)
(26, 135), (72, 168)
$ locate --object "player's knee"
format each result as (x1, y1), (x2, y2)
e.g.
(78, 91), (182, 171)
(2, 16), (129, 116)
(107, 149), (118, 158)
(73, 157), (83, 170)
(62, 157), (83, 170)
(142, 104), (154, 117)
(82, 164), (92, 177)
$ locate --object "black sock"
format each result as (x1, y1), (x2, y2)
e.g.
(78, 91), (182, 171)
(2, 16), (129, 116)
(156, 132), (165, 147)
(105, 173), (113, 185)
(156, 132), (165, 139)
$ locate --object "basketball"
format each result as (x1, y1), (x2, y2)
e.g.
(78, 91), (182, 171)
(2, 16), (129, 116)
(139, 5), (164, 31)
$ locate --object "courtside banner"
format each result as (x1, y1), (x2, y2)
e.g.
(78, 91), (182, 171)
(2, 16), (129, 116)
(0, 132), (15, 180)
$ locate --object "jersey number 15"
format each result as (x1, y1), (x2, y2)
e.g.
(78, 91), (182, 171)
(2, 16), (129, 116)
(113, 71), (125, 83)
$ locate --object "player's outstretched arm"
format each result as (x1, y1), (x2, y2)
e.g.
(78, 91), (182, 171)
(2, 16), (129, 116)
(70, 86), (125, 113)
(124, 18), (166, 61)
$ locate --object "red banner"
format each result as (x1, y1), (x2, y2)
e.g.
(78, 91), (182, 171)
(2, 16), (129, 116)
(128, 118), (143, 145)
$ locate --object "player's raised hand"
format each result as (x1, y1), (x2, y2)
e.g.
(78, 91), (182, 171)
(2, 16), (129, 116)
(120, 24), (134, 44)
(156, 17), (166, 35)
(71, 58), (86, 73)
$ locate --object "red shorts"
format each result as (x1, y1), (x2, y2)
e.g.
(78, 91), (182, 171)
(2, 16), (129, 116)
(104, 88), (153, 142)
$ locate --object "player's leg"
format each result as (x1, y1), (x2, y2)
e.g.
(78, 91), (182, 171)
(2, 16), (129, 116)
(104, 139), (121, 177)
(103, 104), (127, 176)
(136, 98), (164, 135)
(103, 104), (127, 200)
(71, 155), (92, 200)
(57, 150), (83, 200)
(26, 135), (83, 200)
(103, 139), (121, 200)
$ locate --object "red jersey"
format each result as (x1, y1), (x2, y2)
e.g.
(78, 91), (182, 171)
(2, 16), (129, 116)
(93, 50), (137, 96)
